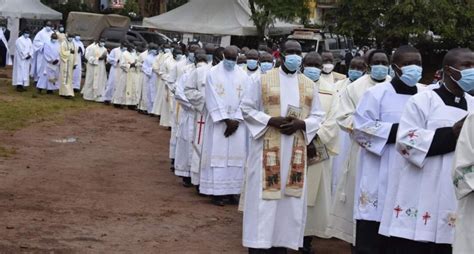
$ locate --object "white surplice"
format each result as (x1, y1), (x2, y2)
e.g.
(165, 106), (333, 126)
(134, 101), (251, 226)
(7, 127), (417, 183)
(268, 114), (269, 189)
(82, 44), (108, 102)
(12, 36), (33, 86)
(103, 47), (123, 102)
(72, 39), (85, 90)
(30, 27), (53, 81)
(199, 62), (249, 196)
(151, 52), (172, 116)
(327, 74), (391, 244)
(36, 40), (60, 91)
(137, 50), (149, 111)
(124, 51), (140, 106)
(159, 56), (178, 127)
(452, 113), (474, 254)
(184, 63), (212, 185)
(112, 51), (134, 105)
(389, 89), (474, 244)
(241, 68), (325, 250)
(352, 82), (430, 232)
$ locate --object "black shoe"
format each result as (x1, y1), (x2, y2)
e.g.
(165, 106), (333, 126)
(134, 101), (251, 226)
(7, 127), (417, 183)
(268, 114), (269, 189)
(182, 177), (192, 188)
(127, 105), (136, 110)
(103, 101), (111, 105)
(249, 248), (268, 254)
(46, 90), (53, 95)
(299, 236), (313, 254)
(170, 159), (175, 172)
(212, 196), (225, 206)
(16, 85), (23, 92)
(225, 195), (239, 205)
(37, 88), (42, 94)
(73, 89), (80, 93)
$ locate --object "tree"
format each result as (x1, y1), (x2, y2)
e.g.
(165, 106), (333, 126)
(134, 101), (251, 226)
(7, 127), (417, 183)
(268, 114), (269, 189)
(121, 0), (140, 17)
(41, 0), (93, 24)
(248, 0), (311, 38)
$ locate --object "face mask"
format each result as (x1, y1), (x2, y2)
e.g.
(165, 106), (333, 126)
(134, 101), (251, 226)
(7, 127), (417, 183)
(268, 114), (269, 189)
(51, 39), (58, 43)
(450, 66), (474, 92)
(175, 54), (183, 60)
(388, 65), (396, 79)
(303, 67), (321, 81)
(348, 69), (364, 82)
(120, 47), (126, 52)
(75, 36), (81, 41)
(67, 37), (73, 42)
(197, 62), (207, 68)
(260, 62), (274, 73)
(206, 54), (213, 63)
(284, 54), (302, 72)
(59, 27), (64, 33)
(370, 65), (388, 81)
(223, 58), (237, 71)
(322, 63), (335, 73)
(45, 26), (52, 32)
(23, 33), (30, 39)
(188, 52), (195, 63)
(246, 59), (258, 70)
(397, 64), (422, 87)
(164, 48), (172, 54)
(99, 42), (105, 47)
(238, 63), (246, 69)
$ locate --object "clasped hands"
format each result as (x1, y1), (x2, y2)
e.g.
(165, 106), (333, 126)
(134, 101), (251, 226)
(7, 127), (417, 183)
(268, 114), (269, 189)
(268, 116), (306, 135)
(223, 119), (239, 138)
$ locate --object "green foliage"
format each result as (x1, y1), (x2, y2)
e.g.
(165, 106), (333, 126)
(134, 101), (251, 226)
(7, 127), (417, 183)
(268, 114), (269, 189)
(248, 0), (311, 38)
(324, 0), (474, 49)
(121, 0), (140, 17)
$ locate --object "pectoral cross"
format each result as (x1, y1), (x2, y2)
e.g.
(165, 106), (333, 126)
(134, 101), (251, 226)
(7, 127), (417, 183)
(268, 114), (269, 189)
(394, 205), (403, 218)
(422, 212), (431, 225)
(196, 115), (205, 145)
(236, 85), (243, 98)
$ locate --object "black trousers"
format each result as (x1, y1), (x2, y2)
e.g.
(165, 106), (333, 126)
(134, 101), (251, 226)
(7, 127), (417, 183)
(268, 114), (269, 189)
(355, 220), (390, 254)
(385, 236), (452, 254)
(0, 46), (7, 67)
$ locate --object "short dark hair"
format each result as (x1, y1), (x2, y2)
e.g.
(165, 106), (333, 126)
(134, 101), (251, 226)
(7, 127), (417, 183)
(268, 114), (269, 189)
(392, 45), (419, 65)
(367, 49), (386, 64)
(443, 48), (472, 67)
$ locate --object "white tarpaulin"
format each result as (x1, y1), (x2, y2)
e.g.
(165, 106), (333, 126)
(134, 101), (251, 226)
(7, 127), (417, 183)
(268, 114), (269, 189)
(0, 0), (62, 60)
(143, 0), (302, 36)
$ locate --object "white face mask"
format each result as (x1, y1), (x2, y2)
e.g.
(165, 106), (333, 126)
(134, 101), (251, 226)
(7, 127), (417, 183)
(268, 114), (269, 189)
(322, 63), (335, 73)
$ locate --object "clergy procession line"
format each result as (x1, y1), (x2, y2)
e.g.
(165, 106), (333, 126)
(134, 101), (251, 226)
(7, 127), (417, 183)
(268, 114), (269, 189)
(9, 20), (474, 254)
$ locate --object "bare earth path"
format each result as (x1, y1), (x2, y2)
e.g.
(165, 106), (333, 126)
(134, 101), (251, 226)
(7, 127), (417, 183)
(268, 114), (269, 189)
(0, 107), (351, 254)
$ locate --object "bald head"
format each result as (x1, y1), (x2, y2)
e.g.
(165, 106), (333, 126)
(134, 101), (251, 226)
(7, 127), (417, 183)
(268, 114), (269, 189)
(303, 52), (323, 68)
(443, 48), (474, 68)
(283, 40), (302, 54)
(349, 56), (367, 72)
(224, 46), (238, 61)
(259, 52), (273, 63)
(246, 49), (259, 60)
(321, 51), (334, 64)
(443, 48), (474, 90)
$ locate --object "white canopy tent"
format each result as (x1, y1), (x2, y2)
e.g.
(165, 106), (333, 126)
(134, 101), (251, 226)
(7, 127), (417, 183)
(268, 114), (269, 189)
(0, 0), (62, 59)
(143, 0), (302, 45)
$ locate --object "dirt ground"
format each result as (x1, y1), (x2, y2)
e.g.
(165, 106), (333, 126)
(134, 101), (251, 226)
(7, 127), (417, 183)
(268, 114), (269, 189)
(0, 106), (351, 254)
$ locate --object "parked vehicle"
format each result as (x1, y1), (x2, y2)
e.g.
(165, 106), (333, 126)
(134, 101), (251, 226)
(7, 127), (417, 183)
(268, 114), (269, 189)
(101, 26), (172, 51)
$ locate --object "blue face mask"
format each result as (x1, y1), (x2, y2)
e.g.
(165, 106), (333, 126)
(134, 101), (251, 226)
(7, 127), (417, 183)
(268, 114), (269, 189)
(303, 67), (321, 81)
(223, 58), (237, 71)
(397, 64), (422, 87)
(206, 54), (213, 63)
(23, 33), (30, 39)
(348, 69), (364, 81)
(450, 66), (474, 92)
(51, 39), (58, 43)
(149, 49), (157, 55)
(59, 27), (64, 33)
(260, 62), (273, 73)
(247, 59), (258, 70)
(188, 52), (195, 63)
(120, 47), (126, 52)
(284, 54), (302, 72)
(45, 26), (52, 32)
(370, 65), (389, 81)
(75, 36), (81, 41)
(388, 65), (396, 79)
(164, 48), (172, 54)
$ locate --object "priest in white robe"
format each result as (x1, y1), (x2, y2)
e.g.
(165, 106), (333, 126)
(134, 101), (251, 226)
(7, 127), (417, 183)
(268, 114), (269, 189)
(158, 47), (179, 126)
(200, 46), (249, 205)
(327, 50), (391, 245)
(82, 39), (107, 102)
(36, 33), (60, 94)
(72, 34), (84, 93)
(112, 44), (135, 106)
(31, 21), (54, 83)
(389, 48), (474, 253)
(453, 113), (474, 254)
(137, 44), (149, 112)
(151, 45), (173, 118)
(241, 41), (324, 252)
(58, 34), (77, 98)
(103, 43), (125, 103)
(124, 48), (140, 107)
(320, 51), (346, 85)
(12, 30), (33, 92)
(140, 44), (159, 113)
(245, 49), (260, 76)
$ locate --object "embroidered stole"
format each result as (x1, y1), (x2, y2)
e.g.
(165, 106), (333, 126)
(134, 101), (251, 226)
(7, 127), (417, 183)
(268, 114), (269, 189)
(261, 69), (314, 200)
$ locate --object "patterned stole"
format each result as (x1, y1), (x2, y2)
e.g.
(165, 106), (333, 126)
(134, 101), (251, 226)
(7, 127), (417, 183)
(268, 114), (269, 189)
(261, 69), (314, 200)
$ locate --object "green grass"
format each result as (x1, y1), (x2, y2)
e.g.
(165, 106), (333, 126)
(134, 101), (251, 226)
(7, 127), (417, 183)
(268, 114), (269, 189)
(0, 79), (101, 131)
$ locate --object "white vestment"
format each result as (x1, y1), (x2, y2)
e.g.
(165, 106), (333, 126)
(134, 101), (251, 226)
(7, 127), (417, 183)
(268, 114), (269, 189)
(151, 52), (172, 116)
(199, 62), (249, 196)
(137, 50), (149, 111)
(241, 68), (324, 250)
(36, 40), (60, 91)
(159, 56), (178, 127)
(352, 82), (429, 233)
(31, 28), (53, 81)
(72, 39), (85, 90)
(389, 89), (474, 244)
(140, 53), (158, 113)
(452, 113), (474, 254)
(12, 36), (33, 86)
(184, 63), (212, 185)
(124, 52), (140, 106)
(82, 44), (108, 102)
(103, 47), (122, 102)
(304, 76), (344, 238)
(58, 40), (76, 97)
(327, 74), (390, 244)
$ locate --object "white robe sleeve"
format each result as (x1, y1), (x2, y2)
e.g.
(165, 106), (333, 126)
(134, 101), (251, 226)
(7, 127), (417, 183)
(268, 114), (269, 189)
(396, 94), (435, 168)
(336, 86), (356, 133)
(241, 75), (271, 139)
(453, 113), (474, 199)
(16, 39), (29, 60)
(107, 49), (119, 66)
(317, 93), (341, 155)
(303, 85), (325, 145)
(205, 72), (230, 122)
(184, 69), (205, 112)
(353, 90), (393, 156)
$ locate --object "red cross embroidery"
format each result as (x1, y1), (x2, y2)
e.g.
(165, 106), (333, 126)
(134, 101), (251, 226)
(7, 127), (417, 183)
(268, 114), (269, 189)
(394, 205), (403, 218)
(408, 130), (418, 139)
(422, 212), (431, 225)
(401, 149), (410, 156)
(196, 115), (205, 145)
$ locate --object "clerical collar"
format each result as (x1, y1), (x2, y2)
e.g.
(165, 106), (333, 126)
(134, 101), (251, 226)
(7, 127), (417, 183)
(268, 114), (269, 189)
(390, 76), (417, 95)
(434, 83), (467, 110)
(371, 77), (386, 83)
(247, 67), (258, 72)
(322, 71), (331, 75)
(279, 66), (296, 76)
